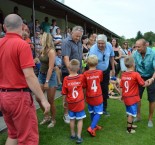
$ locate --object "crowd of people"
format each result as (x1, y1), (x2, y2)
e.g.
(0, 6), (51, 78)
(0, 8), (155, 145)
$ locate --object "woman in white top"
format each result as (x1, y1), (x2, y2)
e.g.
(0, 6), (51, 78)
(120, 42), (129, 72)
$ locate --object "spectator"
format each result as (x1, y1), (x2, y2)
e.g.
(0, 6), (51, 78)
(50, 19), (59, 37)
(133, 39), (155, 127)
(13, 6), (20, 16)
(89, 34), (115, 116)
(61, 26), (83, 123)
(37, 32), (57, 128)
(120, 56), (148, 133)
(111, 38), (121, 77)
(62, 59), (86, 144)
(55, 49), (62, 90)
(40, 17), (50, 33)
(120, 42), (129, 72)
(0, 23), (5, 38)
(53, 27), (62, 50)
(0, 14), (50, 145)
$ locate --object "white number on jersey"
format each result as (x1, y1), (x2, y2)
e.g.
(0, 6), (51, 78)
(72, 87), (78, 99)
(91, 80), (97, 92)
(124, 81), (129, 93)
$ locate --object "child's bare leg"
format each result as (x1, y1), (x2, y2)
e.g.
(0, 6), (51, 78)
(70, 119), (76, 136)
(77, 119), (83, 138)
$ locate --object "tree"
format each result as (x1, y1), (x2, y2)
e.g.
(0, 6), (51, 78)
(135, 31), (143, 40)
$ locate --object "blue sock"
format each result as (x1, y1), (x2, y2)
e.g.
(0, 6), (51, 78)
(91, 114), (101, 129)
(90, 113), (95, 121)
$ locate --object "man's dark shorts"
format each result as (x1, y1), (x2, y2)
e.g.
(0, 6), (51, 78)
(139, 77), (155, 102)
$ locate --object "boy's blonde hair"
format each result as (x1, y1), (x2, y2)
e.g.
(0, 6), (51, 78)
(124, 56), (135, 68)
(69, 59), (80, 72)
(87, 55), (98, 67)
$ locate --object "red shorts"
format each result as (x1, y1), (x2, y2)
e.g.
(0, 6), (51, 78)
(0, 91), (39, 145)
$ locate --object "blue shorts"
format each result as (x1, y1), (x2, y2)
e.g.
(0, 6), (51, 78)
(88, 103), (103, 114)
(38, 71), (57, 87)
(126, 103), (137, 117)
(68, 110), (86, 120)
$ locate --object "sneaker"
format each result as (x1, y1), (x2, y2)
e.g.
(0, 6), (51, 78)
(94, 125), (102, 131)
(148, 120), (153, 128)
(47, 120), (56, 128)
(76, 137), (83, 144)
(132, 124), (137, 129)
(40, 116), (51, 125)
(87, 127), (96, 137)
(133, 117), (141, 122)
(63, 114), (70, 124)
(70, 135), (77, 140)
(103, 111), (110, 116)
(126, 128), (136, 134)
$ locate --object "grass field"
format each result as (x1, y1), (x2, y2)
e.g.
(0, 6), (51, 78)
(0, 91), (155, 145)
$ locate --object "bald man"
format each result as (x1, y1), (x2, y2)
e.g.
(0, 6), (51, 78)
(0, 14), (50, 145)
(133, 38), (155, 128)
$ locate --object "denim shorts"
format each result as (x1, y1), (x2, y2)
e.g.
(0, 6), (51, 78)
(88, 103), (103, 114)
(38, 71), (57, 87)
(68, 110), (86, 120)
(126, 103), (137, 117)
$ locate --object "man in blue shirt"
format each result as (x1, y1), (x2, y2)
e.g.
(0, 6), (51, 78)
(133, 39), (155, 127)
(89, 34), (115, 116)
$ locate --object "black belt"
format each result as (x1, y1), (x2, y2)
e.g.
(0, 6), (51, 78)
(0, 88), (31, 92)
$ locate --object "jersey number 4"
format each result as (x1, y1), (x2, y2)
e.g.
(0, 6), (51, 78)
(91, 80), (97, 92)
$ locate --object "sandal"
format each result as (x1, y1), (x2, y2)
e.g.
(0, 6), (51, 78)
(40, 116), (51, 125)
(47, 120), (56, 128)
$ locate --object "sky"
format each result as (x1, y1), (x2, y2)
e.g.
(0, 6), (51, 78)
(64, 0), (155, 39)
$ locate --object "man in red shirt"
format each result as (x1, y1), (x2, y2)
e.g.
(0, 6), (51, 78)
(120, 56), (147, 134)
(83, 55), (103, 137)
(62, 59), (86, 144)
(0, 14), (50, 145)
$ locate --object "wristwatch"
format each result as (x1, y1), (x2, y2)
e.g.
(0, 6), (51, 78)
(45, 80), (49, 83)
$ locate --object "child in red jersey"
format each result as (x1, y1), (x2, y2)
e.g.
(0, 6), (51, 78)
(62, 59), (86, 144)
(120, 56), (148, 133)
(83, 55), (103, 137)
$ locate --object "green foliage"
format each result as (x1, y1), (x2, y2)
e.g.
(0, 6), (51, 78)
(135, 31), (143, 41)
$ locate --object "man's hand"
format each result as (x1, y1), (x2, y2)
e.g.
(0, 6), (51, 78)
(40, 99), (50, 115)
(146, 78), (154, 86)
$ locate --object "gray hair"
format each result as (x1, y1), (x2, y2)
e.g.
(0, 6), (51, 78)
(4, 14), (23, 30)
(72, 26), (84, 33)
(96, 34), (107, 43)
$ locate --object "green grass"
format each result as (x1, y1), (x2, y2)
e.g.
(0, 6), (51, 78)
(0, 91), (155, 145)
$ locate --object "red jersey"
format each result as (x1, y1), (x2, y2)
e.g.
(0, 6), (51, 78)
(62, 74), (85, 112)
(0, 33), (35, 88)
(120, 71), (145, 106)
(83, 70), (103, 106)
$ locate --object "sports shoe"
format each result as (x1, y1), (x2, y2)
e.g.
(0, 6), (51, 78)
(94, 125), (102, 131)
(47, 120), (56, 128)
(103, 111), (110, 116)
(40, 116), (51, 125)
(132, 124), (137, 129)
(126, 128), (136, 134)
(133, 117), (141, 122)
(63, 114), (70, 124)
(87, 127), (96, 137)
(70, 135), (76, 140)
(76, 137), (83, 144)
(148, 120), (153, 128)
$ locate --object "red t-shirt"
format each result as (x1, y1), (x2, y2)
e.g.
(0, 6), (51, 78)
(62, 74), (85, 112)
(83, 70), (103, 106)
(120, 71), (145, 106)
(0, 33), (35, 88)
